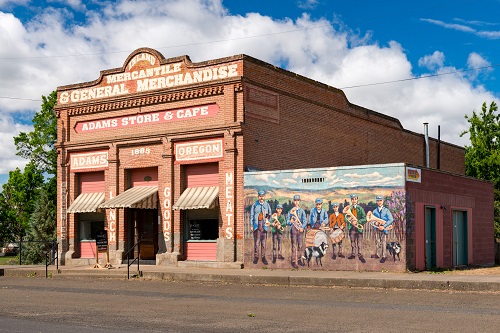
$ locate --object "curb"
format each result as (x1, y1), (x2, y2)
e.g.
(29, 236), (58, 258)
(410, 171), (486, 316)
(138, 271), (500, 292)
(2, 267), (500, 292)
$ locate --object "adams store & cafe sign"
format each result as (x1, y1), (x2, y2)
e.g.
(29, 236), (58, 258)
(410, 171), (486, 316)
(74, 104), (219, 133)
(58, 51), (240, 105)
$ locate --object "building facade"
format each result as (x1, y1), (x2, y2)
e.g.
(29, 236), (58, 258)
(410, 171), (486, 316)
(56, 47), (489, 270)
(244, 164), (494, 272)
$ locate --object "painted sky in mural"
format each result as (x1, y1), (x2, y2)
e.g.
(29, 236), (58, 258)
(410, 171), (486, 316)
(245, 163), (405, 204)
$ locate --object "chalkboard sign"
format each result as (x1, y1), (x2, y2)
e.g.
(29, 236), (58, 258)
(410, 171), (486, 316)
(189, 221), (202, 240)
(96, 232), (108, 252)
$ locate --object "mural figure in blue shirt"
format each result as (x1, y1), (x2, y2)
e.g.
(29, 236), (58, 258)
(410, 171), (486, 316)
(250, 189), (271, 265)
(287, 194), (307, 268)
(369, 195), (394, 263)
(309, 198), (329, 229)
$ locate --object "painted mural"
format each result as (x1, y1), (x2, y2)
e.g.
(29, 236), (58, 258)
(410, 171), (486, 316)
(244, 163), (408, 272)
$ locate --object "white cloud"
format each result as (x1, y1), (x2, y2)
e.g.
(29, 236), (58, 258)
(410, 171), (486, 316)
(0, 115), (31, 174)
(421, 18), (476, 33)
(466, 52), (493, 81)
(422, 17), (500, 40)
(47, 0), (86, 11)
(476, 30), (500, 39)
(322, 170), (344, 185)
(282, 178), (298, 185)
(418, 51), (445, 70)
(255, 173), (275, 182)
(0, 0), (499, 185)
(298, 0), (319, 10)
(367, 175), (403, 186)
(0, 0), (29, 7)
(344, 172), (383, 179)
(453, 18), (499, 27)
(291, 171), (313, 179)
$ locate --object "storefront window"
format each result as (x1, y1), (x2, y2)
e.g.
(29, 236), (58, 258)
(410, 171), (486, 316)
(80, 220), (105, 241)
(187, 219), (218, 241)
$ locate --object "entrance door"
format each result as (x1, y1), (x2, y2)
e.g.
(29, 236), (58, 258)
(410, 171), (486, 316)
(129, 209), (158, 260)
(453, 210), (468, 266)
(425, 206), (436, 269)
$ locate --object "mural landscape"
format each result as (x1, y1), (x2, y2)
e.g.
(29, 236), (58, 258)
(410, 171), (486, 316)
(244, 163), (410, 272)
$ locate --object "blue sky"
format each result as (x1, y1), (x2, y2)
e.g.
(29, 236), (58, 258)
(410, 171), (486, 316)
(225, 0), (499, 91)
(0, 0), (498, 185)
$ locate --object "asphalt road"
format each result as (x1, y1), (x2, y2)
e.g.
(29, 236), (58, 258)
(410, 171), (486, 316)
(1, 277), (499, 333)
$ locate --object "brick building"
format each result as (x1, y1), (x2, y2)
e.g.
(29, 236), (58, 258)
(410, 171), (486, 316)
(406, 167), (494, 270)
(55, 47), (493, 270)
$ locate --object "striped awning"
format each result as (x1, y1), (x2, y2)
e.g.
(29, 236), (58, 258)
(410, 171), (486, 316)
(67, 192), (105, 213)
(98, 186), (158, 209)
(173, 186), (219, 210)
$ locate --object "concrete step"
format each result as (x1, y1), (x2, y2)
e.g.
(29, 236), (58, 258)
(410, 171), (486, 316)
(122, 259), (156, 265)
(177, 260), (243, 269)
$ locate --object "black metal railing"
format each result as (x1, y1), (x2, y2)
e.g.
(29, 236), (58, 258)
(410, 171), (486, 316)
(125, 238), (141, 280)
(45, 241), (58, 278)
(1, 239), (58, 278)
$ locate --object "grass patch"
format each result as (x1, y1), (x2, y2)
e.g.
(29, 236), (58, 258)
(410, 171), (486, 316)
(426, 267), (452, 274)
(0, 255), (19, 265)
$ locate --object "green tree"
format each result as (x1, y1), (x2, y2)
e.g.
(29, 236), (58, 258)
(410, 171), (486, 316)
(461, 101), (500, 238)
(14, 91), (58, 176)
(0, 91), (58, 252)
(0, 162), (45, 241)
(0, 201), (17, 242)
(22, 184), (57, 264)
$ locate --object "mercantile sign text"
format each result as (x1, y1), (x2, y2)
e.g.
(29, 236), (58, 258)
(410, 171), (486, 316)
(59, 52), (239, 104)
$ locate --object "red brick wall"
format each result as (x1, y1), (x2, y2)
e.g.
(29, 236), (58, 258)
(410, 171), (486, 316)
(241, 56), (465, 175)
(406, 168), (494, 269)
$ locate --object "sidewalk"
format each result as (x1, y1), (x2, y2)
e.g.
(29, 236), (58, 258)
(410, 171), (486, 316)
(1, 263), (499, 293)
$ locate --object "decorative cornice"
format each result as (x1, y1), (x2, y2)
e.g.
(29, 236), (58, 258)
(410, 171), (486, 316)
(59, 85), (225, 116)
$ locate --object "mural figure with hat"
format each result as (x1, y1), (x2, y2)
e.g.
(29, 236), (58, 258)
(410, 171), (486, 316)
(270, 204), (287, 264)
(329, 202), (346, 259)
(287, 194), (307, 268)
(250, 189), (272, 265)
(309, 198), (329, 229)
(369, 195), (394, 263)
(344, 193), (367, 263)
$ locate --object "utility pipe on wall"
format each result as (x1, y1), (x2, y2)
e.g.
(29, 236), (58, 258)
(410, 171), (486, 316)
(437, 125), (441, 170)
(424, 123), (429, 168)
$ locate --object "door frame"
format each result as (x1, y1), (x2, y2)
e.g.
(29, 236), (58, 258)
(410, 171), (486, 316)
(425, 206), (437, 270)
(127, 208), (159, 260)
(452, 209), (469, 267)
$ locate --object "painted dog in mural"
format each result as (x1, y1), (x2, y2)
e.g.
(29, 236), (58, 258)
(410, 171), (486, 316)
(386, 242), (401, 262)
(302, 242), (328, 267)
